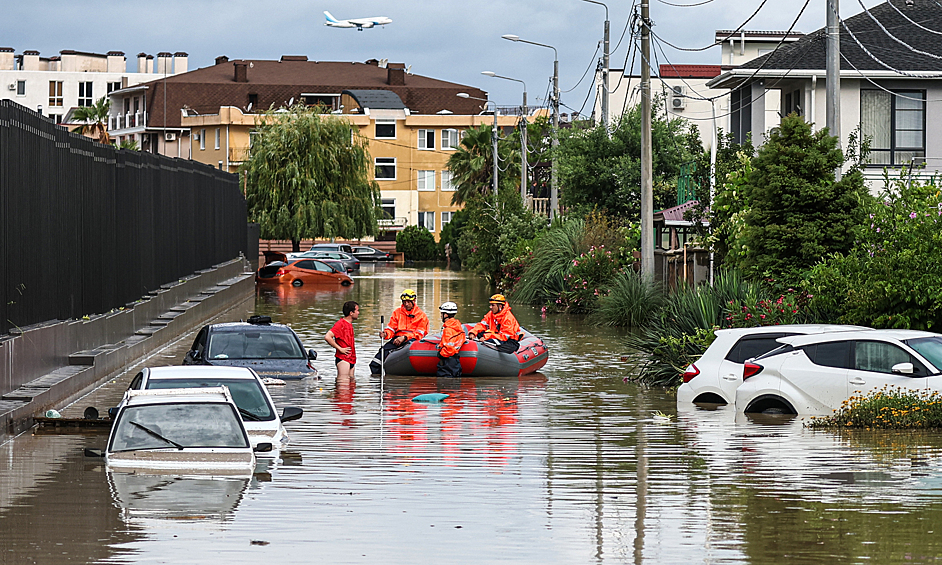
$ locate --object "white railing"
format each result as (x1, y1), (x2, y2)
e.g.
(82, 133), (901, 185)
(108, 111), (146, 131)
(377, 217), (408, 228)
(527, 197), (550, 216)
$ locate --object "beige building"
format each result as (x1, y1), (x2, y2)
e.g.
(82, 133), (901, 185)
(184, 89), (520, 240)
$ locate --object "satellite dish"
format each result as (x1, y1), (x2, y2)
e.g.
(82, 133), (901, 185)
(406, 65), (412, 74)
(246, 102), (253, 112)
(288, 97), (295, 106)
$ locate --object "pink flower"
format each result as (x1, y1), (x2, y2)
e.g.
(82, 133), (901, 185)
(910, 212), (918, 219)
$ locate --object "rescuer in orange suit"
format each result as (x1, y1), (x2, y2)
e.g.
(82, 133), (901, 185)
(470, 294), (523, 353)
(436, 301), (465, 378)
(369, 288), (430, 374)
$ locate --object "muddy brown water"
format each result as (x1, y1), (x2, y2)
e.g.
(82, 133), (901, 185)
(3, 264), (942, 564)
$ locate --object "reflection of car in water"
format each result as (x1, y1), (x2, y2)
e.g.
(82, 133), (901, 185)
(257, 252), (353, 287)
(287, 250), (360, 272)
(184, 316), (318, 378)
(108, 472), (250, 520)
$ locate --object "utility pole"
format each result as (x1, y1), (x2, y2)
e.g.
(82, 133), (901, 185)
(551, 58), (559, 221)
(492, 105), (499, 196)
(584, 0), (611, 134)
(640, 1), (654, 281)
(521, 91), (528, 204)
(827, 0), (841, 180)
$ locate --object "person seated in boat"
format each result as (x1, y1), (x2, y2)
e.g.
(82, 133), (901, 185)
(436, 301), (465, 378)
(470, 294), (523, 353)
(369, 288), (430, 374)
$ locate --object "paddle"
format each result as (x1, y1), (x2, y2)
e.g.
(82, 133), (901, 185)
(380, 315), (386, 396)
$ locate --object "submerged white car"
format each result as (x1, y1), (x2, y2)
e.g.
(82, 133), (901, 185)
(106, 387), (267, 474)
(677, 325), (870, 405)
(735, 329), (942, 415)
(122, 366), (302, 450)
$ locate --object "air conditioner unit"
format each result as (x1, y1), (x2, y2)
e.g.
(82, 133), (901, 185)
(671, 85), (686, 110)
(192, 132), (200, 142)
(7, 83), (15, 91)
(164, 132), (177, 142)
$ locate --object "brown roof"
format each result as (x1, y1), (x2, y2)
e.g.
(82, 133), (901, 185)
(134, 58), (489, 128)
(658, 64), (723, 79)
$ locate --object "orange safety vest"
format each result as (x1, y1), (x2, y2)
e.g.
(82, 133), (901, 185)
(471, 305), (522, 342)
(382, 305), (429, 341)
(438, 317), (466, 357)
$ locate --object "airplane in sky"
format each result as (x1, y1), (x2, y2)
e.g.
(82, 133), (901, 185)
(323, 11), (392, 31)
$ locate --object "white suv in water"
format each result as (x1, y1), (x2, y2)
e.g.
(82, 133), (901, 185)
(676, 325), (870, 406)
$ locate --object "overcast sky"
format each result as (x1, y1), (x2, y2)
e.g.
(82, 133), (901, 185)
(6, 0), (874, 115)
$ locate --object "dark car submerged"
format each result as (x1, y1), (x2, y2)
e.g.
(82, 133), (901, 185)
(183, 316), (318, 379)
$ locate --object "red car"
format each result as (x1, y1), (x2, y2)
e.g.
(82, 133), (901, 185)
(257, 252), (353, 287)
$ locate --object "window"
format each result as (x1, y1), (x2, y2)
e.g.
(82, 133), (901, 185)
(441, 211), (454, 230)
(725, 334), (795, 364)
(375, 119), (396, 139)
(215, 128), (220, 150)
(15, 80), (25, 96)
(418, 129), (435, 149)
(302, 94), (340, 110)
(200, 128), (206, 151)
(861, 90), (926, 166)
(855, 341), (919, 375)
(107, 81), (121, 94)
(905, 336), (942, 372)
(783, 89), (802, 116)
(48, 114), (62, 124)
(442, 129), (459, 150)
(729, 86), (751, 145)
(418, 211), (435, 232)
(803, 341), (852, 369)
(441, 171), (454, 191)
(375, 157), (396, 180)
(48, 81), (63, 106)
(417, 170), (435, 191)
(381, 198), (396, 219)
(78, 81), (93, 106)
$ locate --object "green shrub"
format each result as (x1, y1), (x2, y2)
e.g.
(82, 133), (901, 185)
(559, 245), (629, 312)
(397, 225), (438, 261)
(725, 290), (814, 327)
(808, 387), (942, 429)
(510, 217), (585, 305)
(597, 270), (665, 327)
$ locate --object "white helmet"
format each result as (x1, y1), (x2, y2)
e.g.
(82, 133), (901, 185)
(439, 301), (458, 315)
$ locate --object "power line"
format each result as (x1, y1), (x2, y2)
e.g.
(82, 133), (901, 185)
(655, 0), (716, 6)
(562, 43), (601, 93)
(884, 0), (942, 35)
(853, 0), (942, 60)
(840, 17), (942, 78)
(650, 0), (771, 52)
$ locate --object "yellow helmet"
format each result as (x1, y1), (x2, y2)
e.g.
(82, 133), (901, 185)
(489, 293), (507, 305)
(400, 289), (417, 301)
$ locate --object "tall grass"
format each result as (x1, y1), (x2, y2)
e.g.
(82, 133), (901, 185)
(510, 218), (585, 305)
(597, 270), (665, 327)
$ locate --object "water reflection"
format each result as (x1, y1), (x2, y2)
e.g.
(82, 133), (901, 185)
(108, 472), (250, 521)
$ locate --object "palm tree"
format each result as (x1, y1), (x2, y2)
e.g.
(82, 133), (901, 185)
(72, 97), (111, 145)
(446, 125), (496, 206)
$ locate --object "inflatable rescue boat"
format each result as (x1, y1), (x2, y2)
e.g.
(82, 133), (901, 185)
(380, 324), (548, 377)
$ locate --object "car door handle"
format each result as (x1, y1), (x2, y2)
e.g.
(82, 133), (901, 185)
(849, 377), (866, 385)
(722, 374), (739, 381)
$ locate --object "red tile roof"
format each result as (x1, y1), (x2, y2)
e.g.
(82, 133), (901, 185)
(658, 64), (723, 79)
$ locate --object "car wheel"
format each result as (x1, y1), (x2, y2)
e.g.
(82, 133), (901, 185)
(292, 279), (303, 287)
(341, 280), (352, 287)
(744, 394), (796, 415)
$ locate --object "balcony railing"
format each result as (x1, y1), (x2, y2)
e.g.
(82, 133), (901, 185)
(377, 217), (408, 229)
(526, 196), (550, 217)
(108, 111), (146, 131)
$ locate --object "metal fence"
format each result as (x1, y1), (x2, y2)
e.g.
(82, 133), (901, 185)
(0, 100), (246, 336)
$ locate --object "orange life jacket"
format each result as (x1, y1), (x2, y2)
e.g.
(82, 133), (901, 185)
(471, 305), (522, 342)
(382, 305), (429, 341)
(438, 317), (466, 357)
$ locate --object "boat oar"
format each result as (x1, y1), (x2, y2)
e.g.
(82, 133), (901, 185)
(380, 315), (385, 397)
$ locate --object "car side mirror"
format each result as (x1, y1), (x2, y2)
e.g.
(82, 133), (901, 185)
(281, 407), (303, 422)
(187, 349), (202, 362)
(84, 448), (105, 458)
(254, 442), (274, 453)
(308, 349), (317, 360)
(892, 362), (915, 375)
(107, 407), (119, 419)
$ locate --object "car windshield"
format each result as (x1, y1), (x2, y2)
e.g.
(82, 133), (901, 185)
(146, 378), (275, 420)
(903, 336), (942, 372)
(111, 403), (247, 452)
(207, 330), (304, 360)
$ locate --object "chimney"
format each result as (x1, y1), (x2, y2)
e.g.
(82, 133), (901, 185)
(107, 51), (125, 72)
(215, 55), (229, 65)
(137, 53), (149, 73)
(22, 50), (40, 71)
(146, 54), (154, 72)
(387, 62), (406, 86)
(173, 52), (188, 74)
(0, 47), (13, 71)
(234, 61), (248, 83)
(156, 52), (172, 74)
(59, 50), (77, 72)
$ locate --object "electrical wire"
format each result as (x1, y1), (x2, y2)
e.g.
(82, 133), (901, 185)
(884, 0), (942, 35)
(853, 0), (942, 60)
(650, 0), (771, 52)
(841, 51), (934, 102)
(655, 0), (715, 6)
(561, 43), (601, 93)
(840, 17), (942, 78)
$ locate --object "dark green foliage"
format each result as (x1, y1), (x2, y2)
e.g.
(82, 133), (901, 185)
(438, 209), (468, 264)
(556, 97), (699, 220)
(596, 271), (665, 327)
(397, 225), (438, 261)
(509, 218), (586, 305)
(734, 115), (868, 286)
(241, 106), (379, 251)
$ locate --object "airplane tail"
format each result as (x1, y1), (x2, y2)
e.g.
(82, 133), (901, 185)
(324, 11), (339, 23)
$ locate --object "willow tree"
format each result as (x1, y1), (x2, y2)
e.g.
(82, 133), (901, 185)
(241, 106), (380, 251)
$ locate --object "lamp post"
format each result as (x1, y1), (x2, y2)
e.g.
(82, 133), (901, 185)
(502, 34), (559, 221)
(482, 71), (528, 205)
(457, 92), (498, 196)
(582, 0), (610, 135)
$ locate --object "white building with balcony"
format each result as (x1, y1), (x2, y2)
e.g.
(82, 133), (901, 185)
(0, 48), (187, 127)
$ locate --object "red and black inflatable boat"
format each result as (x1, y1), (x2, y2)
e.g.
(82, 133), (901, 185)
(381, 324), (548, 377)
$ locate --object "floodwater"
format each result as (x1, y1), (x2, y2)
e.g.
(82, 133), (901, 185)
(3, 264), (942, 564)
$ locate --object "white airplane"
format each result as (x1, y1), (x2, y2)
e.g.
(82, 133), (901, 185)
(323, 11), (392, 31)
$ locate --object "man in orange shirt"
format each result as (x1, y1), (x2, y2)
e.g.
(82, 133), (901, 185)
(470, 294), (523, 353)
(437, 301), (465, 378)
(369, 289), (430, 374)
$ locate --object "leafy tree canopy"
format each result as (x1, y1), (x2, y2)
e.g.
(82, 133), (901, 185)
(241, 106), (380, 251)
(72, 97), (111, 145)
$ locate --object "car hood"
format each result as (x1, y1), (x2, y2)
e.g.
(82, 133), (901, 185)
(205, 358), (317, 377)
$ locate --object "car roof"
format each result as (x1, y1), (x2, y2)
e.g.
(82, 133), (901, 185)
(779, 329), (940, 347)
(714, 324), (871, 338)
(145, 366), (259, 380)
(124, 386), (235, 405)
(208, 322), (294, 332)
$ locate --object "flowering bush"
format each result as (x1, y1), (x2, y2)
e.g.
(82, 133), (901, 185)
(557, 245), (627, 312)
(498, 254), (529, 293)
(808, 386), (942, 429)
(725, 290), (812, 327)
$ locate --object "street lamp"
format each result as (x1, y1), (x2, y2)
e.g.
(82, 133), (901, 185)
(482, 71), (528, 205)
(582, 0), (610, 135)
(457, 92), (498, 196)
(502, 34), (559, 221)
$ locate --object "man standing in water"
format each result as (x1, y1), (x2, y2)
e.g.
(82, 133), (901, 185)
(326, 301), (359, 378)
(369, 289), (429, 374)
(436, 301), (465, 378)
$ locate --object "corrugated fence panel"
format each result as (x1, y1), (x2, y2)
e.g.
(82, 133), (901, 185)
(0, 100), (246, 336)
